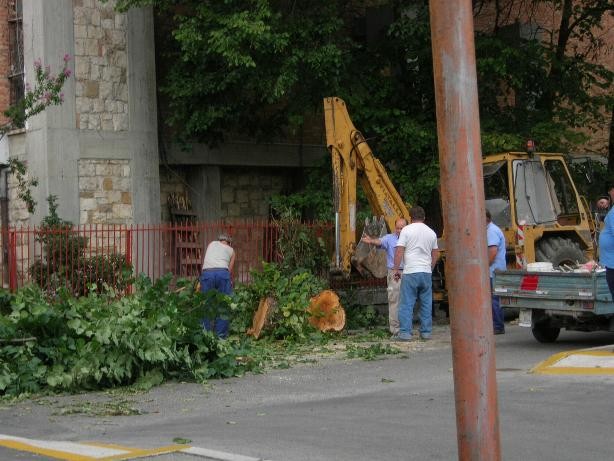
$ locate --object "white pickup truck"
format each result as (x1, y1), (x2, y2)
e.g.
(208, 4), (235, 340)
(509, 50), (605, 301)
(493, 269), (614, 342)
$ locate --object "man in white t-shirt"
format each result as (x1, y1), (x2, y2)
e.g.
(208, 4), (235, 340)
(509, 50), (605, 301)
(199, 233), (236, 338)
(392, 206), (439, 341)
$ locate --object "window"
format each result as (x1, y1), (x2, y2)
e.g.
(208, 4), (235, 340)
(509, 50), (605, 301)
(8, 0), (24, 118)
(483, 161), (512, 228)
(543, 160), (579, 216)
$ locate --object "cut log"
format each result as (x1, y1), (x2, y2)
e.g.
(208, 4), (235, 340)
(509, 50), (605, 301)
(246, 296), (277, 339)
(307, 289), (346, 332)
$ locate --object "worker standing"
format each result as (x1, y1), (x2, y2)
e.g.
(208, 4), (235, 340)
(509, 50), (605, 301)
(486, 210), (506, 334)
(392, 206), (439, 341)
(599, 185), (614, 298)
(200, 233), (236, 338)
(361, 218), (408, 336)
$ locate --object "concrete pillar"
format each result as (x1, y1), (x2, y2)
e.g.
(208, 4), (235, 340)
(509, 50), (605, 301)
(126, 6), (160, 224)
(187, 166), (221, 221)
(24, 0), (79, 224)
(21, 1), (160, 225)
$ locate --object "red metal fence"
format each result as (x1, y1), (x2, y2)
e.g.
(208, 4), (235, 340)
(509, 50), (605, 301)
(0, 220), (336, 293)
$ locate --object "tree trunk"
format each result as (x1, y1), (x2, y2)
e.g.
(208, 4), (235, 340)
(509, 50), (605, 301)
(538, 0), (573, 114)
(608, 106), (614, 174)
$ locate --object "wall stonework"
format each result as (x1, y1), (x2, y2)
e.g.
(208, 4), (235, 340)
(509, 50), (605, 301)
(73, 0), (128, 131)
(78, 158), (132, 224)
(7, 176), (31, 228)
(159, 166), (188, 222)
(220, 168), (291, 218)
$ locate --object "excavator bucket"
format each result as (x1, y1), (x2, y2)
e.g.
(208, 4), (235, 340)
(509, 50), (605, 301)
(352, 216), (388, 278)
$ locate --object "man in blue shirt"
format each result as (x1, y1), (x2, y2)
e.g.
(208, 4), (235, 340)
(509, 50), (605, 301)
(486, 210), (507, 334)
(362, 217), (408, 335)
(599, 185), (614, 298)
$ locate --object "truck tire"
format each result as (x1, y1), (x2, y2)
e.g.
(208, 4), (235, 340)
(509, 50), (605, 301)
(535, 237), (586, 268)
(532, 323), (561, 343)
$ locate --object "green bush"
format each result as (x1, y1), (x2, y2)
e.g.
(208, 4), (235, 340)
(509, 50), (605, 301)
(28, 196), (133, 296)
(231, 262), (327, 340)
(270, 203), (330, 276)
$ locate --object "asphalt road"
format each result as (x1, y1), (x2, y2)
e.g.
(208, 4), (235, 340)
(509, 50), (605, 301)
(2, 323), (614, 461)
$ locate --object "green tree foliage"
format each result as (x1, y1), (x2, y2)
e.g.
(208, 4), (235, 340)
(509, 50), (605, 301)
(475, 0), (613, 153)
(114, 0), (350, 144)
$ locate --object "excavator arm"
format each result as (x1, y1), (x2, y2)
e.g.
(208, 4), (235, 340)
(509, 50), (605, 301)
(324, 96), (410, 277)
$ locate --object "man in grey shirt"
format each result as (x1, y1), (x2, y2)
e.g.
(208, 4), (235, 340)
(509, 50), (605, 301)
(199, 233), (236, 338)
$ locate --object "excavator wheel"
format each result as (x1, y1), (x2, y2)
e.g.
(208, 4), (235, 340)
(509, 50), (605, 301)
(535, 236), (586, 269)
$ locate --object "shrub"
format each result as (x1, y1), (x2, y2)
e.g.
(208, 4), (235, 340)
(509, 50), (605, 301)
(28, 196), (133, 296)
(231, 262), (327, 340)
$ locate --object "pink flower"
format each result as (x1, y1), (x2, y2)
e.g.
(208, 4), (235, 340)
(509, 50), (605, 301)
(63, 68), (72, 78)
(43, 91), (52, 103)
(59, 93), (65, 102)
(63, 53), (71, 63)
(34, 59), (42, 70)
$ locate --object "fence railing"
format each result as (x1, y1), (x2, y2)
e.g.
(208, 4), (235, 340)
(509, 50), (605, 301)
(0, 220), (337, 293)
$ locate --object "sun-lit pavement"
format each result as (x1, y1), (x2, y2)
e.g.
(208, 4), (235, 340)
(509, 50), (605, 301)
(531, 344), (614, 375)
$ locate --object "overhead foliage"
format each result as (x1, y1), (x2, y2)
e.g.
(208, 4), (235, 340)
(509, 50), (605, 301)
(112, 0), (612, 211)
(113, 0), (351, 145)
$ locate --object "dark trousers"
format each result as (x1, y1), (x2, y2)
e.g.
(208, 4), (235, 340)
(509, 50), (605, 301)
(199, 269), (232, 338)
(490, 278), (505, 332)
(606, 268), (614, 300)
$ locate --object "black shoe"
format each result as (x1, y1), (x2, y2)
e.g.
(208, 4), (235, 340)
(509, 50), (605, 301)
(494, 329), (505, 335)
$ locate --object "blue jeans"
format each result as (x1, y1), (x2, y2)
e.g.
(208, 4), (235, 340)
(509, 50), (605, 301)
(199, 269), (232, 338)
(398, 272), (433, 338)
(490, 278), (505, 332)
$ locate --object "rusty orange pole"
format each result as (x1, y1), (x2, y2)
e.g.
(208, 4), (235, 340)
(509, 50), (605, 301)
(428, 1), (501, 460)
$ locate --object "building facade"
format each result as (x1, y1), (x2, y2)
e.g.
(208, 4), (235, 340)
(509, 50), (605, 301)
(0, 1), (611, 228)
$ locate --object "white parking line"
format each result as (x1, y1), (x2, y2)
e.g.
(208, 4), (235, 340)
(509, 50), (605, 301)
(0, 434), (128, 458)
(0, 434), (271, 461)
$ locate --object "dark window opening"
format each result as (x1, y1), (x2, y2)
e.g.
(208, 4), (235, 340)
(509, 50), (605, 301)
(8, 0), (24, 123)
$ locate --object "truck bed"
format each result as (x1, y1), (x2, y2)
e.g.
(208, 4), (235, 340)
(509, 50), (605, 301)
(493, 269), (614, 315)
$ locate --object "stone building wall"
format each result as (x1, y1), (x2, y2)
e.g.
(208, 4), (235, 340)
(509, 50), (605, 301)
(159, 166), (188, 223)
(73, 0), (128, 131)
(78, 158), (131, 224)
(158, 165), (294, 221)
(221, 167), (291, 219)
(7, 171), (30, 227)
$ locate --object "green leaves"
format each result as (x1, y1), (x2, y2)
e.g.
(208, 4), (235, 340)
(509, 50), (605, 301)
(0, 275), (256, 398)
(231, 263), (326, 340)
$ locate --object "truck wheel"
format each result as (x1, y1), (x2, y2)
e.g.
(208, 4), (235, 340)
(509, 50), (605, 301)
(532, 323), (561, 343)
(535, 237), (586, 268)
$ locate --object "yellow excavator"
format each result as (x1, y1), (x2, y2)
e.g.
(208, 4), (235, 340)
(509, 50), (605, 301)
(324, 96), (410, 280)
(324, 96), (595, 301)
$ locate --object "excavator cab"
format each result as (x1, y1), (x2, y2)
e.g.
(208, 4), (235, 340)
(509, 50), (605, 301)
(483, 152), (594, 268)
